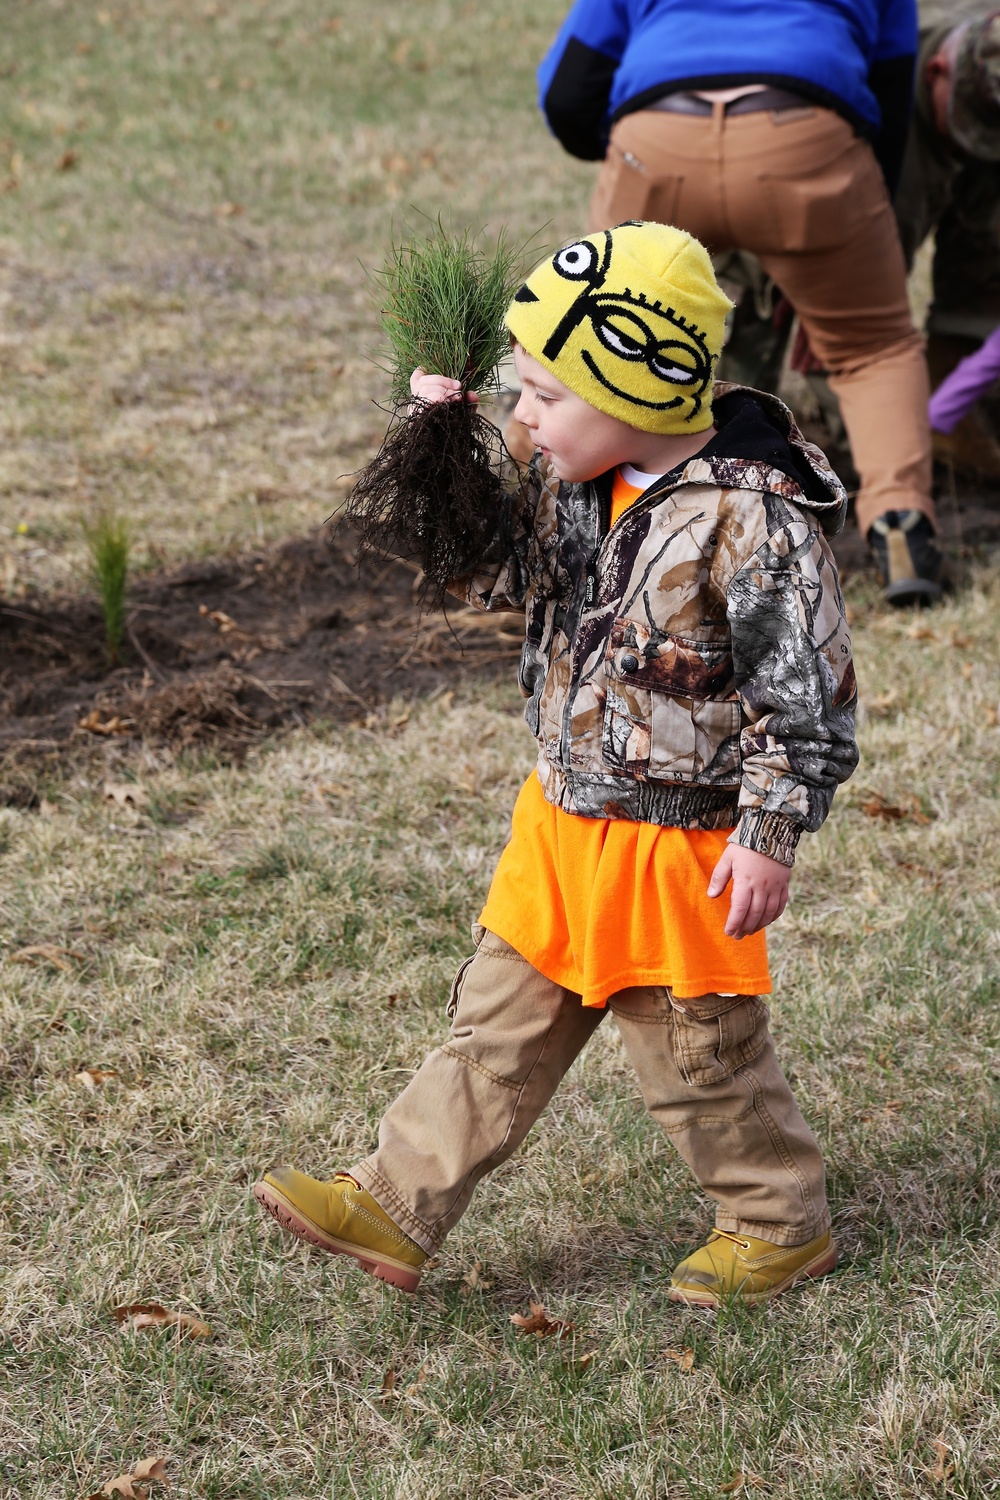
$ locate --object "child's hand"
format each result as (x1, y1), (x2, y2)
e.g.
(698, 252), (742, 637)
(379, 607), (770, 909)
(707, 845), (791, 940)
(409, 368), (479, 407)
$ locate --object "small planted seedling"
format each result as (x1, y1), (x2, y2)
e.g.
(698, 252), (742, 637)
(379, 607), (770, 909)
(344, 222), (529, 609)
(82, 508), (130, 665)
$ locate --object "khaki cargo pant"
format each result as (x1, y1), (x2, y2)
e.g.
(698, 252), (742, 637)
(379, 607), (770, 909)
(587, 104), (933, 537)
(353, 930), (829, 1254)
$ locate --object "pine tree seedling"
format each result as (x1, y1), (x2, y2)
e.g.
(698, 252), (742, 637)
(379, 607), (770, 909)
(82, 508), (130, 666)
(344, 223), (529, 609)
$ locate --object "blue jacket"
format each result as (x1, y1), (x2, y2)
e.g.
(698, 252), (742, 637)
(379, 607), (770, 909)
(539, 0), (917, 184)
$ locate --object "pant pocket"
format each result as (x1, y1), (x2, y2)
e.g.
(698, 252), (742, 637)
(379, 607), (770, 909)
(671, 995), (769, 1086)
(446, 931), (485, 1021)
(757, 137), (884, 252)
(591, 136), (685, 228)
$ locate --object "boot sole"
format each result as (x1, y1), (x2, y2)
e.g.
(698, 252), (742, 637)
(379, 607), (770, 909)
(668, 1242), (838, 1309)
(883, 577), (942, 606)
(252, 1180), (423, 1292)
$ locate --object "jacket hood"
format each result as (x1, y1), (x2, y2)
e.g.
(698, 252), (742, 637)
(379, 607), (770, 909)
(673, 382), (850, 535)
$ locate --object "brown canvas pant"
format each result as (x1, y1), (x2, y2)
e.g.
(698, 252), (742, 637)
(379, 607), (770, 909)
(587, 105), (934, 536)
(353, 931), (829, 1254)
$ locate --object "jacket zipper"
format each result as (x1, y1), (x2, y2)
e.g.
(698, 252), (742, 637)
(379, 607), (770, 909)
(562, 470), (688, 769)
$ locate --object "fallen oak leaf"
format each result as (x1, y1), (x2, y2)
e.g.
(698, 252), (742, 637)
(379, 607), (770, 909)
(101, 1479), (139, 1498)
(379, 1367), (397, 1403)
(113, 1303), (212, 1339)
(11, 943), (85, 971)
(859, 791), (933, 825)
(509, 1299), (575, 1339)
(130, 1457), (168, 1485)
(663, 1346), (696, 1372)
(75, 1067), (119, 1091)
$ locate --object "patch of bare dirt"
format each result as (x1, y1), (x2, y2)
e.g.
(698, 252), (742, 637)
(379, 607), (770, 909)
(1, 525), (522, 779)
(3, 474), (998, 800)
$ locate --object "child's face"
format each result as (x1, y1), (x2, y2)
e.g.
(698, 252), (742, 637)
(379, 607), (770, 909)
(512, 346), (645, 483)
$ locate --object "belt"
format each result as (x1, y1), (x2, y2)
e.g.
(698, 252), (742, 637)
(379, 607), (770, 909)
(649, 87), (813, 117)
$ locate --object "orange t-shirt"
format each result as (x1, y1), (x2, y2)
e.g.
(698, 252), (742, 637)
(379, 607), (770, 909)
(478, 466), (771, 1008)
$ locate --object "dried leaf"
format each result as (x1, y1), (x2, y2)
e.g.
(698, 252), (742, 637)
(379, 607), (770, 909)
(927, 1438), (953, 1483)
(562, 1348), (597, 1373)
(460, 1259), (493, 1294)
(509, 1299), (575, 1339)
(76, 1067), (119, 1091)
(379, 1368), (397, 1403)
(198, 605), (238, 632)
(866, 690), (897, 717)
(130, 1457), (168, 1484)
(103, 781), (149, 807)
(719, 1474), (764, 1495)
(85, 1456), (167, 1499)
(57, 148), (78, 171)
(113, 1303), (212, 1340)
(11, 943), (85, 971)
(79, 709), (135, 736)
(859, 791), (932, 825)
(950, 632), (973, 649)
(905, 624), (937, 642)
(663, 1346), (696, 1372)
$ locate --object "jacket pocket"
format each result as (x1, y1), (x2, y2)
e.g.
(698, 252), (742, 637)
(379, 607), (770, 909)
(649, 693), (741, 783)
(601, 617), (741, 783)
(671, 994), (769, 1086)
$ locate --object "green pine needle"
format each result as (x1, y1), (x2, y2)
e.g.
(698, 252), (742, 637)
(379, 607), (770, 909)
(373, 223), (528, 401)
(82, 509), (130, 665)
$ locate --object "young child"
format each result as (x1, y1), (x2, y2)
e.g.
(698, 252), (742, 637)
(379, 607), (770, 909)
(255, 222), (858, 1307)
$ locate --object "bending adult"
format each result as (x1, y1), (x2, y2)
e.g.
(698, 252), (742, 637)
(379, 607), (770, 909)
(898, 10), (1000, 472)
(718, 11), (1000, 481)
(537, 0), (940, 605)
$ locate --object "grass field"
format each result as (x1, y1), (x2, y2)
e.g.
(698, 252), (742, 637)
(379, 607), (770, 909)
(3, 4), (1000, 1498)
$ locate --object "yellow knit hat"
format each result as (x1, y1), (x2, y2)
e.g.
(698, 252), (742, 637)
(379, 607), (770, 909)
(505, 221), (732, 434)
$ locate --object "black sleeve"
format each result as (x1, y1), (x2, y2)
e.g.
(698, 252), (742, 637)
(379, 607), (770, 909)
(867, 53), (916, 197)
(542, 36), (619, 161)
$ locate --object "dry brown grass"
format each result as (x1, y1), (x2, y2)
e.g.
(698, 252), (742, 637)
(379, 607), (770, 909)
(2, 4), (1000, 1498)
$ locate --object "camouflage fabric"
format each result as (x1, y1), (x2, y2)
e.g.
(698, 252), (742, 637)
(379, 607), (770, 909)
(453, 385), (858, 867)
(896, 19), (1000, 333)
(951, 9), (1000, 159)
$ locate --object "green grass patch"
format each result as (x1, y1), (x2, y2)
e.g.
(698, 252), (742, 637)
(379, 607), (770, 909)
(2, 3), (1000, 1497)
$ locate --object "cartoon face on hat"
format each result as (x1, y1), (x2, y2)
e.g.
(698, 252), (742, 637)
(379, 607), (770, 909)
(505, 222), (731, 435)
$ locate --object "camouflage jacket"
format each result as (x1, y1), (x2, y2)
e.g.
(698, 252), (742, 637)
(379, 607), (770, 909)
(896, 25), (1000, 334)
(454, 385), (858, 867)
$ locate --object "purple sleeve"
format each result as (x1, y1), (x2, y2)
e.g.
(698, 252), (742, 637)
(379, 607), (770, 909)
(928, 326), (1000, 434)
